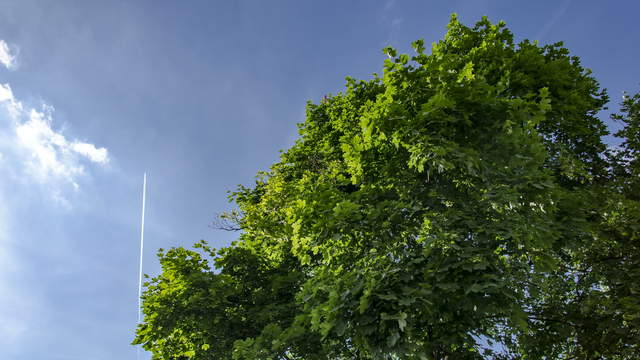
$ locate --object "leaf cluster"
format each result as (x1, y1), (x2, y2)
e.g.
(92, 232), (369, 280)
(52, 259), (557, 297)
(134, 15), (639, 359)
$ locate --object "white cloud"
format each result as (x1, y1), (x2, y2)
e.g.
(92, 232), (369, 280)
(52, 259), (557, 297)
(0, 83), (22, 118)
(0, 39), (110, 355)
(71, 142), (109, 164)
(16, 108), (85, 182)
(0, 40), (17, 70)
(0, 83), (12, 101)
(0, 82), (109, 193)
(0, 41), (36, 343)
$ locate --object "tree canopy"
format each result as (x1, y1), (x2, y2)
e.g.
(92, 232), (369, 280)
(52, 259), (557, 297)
(133, 15), (639, 359)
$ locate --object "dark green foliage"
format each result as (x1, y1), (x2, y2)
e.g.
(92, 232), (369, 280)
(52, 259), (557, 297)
(134, 15), (639, 359)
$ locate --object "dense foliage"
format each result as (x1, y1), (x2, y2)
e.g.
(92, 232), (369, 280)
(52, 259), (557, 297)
(134, 15), (639, 359)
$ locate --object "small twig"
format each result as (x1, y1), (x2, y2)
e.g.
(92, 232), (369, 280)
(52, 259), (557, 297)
(210, 211), (243, 232)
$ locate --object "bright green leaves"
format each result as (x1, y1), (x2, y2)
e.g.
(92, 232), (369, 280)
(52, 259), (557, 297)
(359, 284), (372, 314)
(457, 61), (475, 83)
(381, 312), (408, 332)
(383, 46), (397, 58)
(424, 91), (455, 112)
(332, 199), (360, 218)
(612, 92), (640, 195)
(411, 39), (425, 54)
(135, 15), (638, 360)
(134, 245), (315, 360)
(529, 86), (552, 128)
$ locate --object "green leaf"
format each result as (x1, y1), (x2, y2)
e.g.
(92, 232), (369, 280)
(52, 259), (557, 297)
(387, 331), (401, 347)
(135, 14), (630, 359)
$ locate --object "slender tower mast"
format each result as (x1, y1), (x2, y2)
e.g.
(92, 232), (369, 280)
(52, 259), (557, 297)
(137, 173), (147, 360)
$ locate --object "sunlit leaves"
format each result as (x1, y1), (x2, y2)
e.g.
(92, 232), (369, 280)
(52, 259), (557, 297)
(134, 14), (639, 360)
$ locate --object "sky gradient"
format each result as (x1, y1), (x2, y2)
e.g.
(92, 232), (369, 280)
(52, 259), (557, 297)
(0, 1), (639, 359)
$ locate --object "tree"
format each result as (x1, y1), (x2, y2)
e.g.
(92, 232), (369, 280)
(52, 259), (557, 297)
(133, 15), (639, 359)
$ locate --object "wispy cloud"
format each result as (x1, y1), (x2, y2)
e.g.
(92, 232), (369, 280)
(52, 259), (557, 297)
(0, 37), (111, 353)
(380, 0), (403, 47)
(71, 142), (109, 164)
(536, 0), (573, 42)
(0, 83), (22, 117)
(0, 83), (109, 191)
(0, 40), (17, 70)
(384, 0), (396, 12)
(0, 40), (32, 346)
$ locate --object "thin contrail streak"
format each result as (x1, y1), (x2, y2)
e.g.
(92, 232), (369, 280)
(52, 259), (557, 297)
(137, 173), (147, 360)
(138, 172), (146, 322)
(535, 0), (573, 42)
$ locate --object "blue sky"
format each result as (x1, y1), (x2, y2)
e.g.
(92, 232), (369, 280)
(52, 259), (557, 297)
(0, 1), (638, 359)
